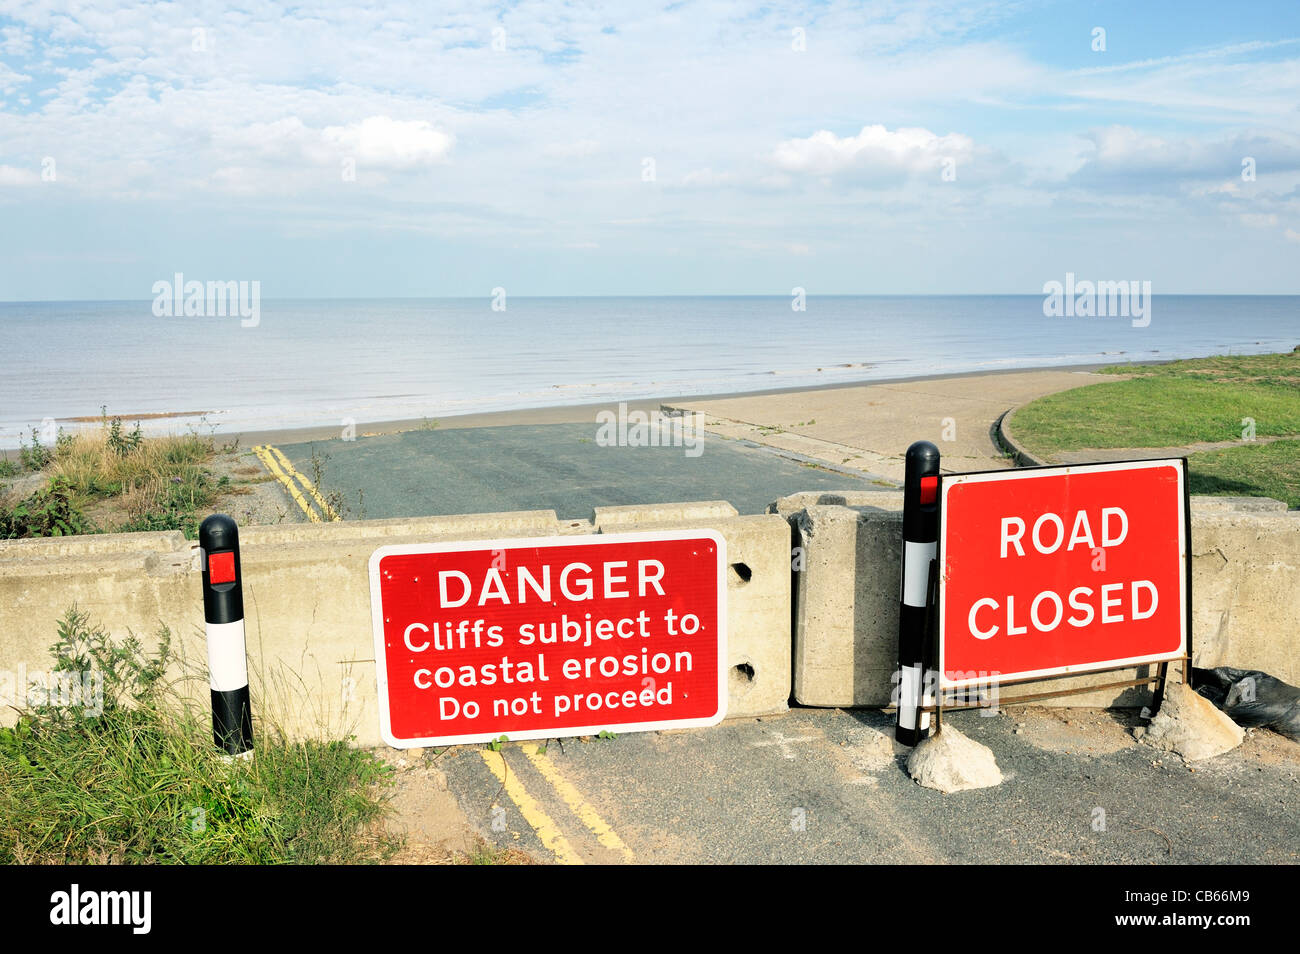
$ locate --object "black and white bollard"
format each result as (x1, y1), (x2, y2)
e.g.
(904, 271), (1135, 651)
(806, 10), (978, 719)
(896, 440), (940, 745)
(199, 514), (253, 757)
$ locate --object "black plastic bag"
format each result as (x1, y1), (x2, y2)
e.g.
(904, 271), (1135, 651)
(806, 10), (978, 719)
(1193, 667), (1300, 741)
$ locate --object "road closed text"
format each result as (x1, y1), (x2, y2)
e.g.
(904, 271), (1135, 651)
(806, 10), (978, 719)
(968, 506), (1158, 639)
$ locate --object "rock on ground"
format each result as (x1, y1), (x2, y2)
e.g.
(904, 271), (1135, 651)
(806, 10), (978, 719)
(906, 725), (1003, 793)
(1141, 681), (1244, 761)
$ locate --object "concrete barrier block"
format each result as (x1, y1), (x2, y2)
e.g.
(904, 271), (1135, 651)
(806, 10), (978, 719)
(789, 503), (902, 707)
(717, 516), (793, 720)
(235, 535), (380, 744)
(1191, 506), (1300, 685)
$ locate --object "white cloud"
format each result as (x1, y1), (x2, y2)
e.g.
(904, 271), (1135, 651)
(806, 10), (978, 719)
(1069, 126), (1300, 189)
(321, 116), (454, 169)
(772, 124), (976, 179)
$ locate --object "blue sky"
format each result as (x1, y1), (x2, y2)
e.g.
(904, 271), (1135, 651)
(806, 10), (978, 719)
(1, 0), (1298, 298)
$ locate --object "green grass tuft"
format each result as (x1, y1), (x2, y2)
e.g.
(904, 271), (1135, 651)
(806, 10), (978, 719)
(0, 607), (397, 864)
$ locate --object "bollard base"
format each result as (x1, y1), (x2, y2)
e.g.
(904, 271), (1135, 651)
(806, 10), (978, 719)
(895, 722), (933, 746)
(211, 686), (254, 756)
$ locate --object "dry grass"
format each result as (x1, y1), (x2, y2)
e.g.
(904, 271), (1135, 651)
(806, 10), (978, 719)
(52, 425), (211, 498)
(44, 419), (225, 535)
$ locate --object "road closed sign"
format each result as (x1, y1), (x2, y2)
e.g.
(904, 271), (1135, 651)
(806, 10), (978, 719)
(939, 459), (1188, 689)
(368, 530), (726, 748)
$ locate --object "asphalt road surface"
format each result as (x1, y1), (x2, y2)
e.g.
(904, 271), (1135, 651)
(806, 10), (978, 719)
(265, 422), (888, 521)
(437, 707), (1298, 865)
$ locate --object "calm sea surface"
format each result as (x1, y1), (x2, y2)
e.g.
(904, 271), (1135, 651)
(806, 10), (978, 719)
(1, 295), (1296, 448)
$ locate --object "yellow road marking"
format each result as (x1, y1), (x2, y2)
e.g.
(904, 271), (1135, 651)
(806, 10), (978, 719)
(265, 445), (341, 521)
(480, 749), (583, 865)
(521, 743), (635, 861)
(253, 445), (320, 522)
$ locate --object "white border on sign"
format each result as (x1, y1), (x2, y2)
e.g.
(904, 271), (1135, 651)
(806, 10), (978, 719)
(368, 529), (728, 748)
(938, 459), (1187, 690)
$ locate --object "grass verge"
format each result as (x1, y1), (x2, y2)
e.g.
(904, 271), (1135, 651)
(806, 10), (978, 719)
(1011, 351), (1300, 453)
(1010, 351), (1300, 507)
(0, 607), (398, 864)
(0, 412), (243, 539)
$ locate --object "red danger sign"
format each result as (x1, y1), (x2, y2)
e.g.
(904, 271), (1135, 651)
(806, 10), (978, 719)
(939, 459), (1188, 689)
(368, 531), (726, 748)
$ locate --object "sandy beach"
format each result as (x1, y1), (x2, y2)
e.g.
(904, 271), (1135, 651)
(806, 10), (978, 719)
(223, 361), (1107, 447)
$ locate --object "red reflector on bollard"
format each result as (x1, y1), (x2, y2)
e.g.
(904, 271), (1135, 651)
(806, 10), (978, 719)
(208, 551), (236, 584)
(919, 475), (938, 505)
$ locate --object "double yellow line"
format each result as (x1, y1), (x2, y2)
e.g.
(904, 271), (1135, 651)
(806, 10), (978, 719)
(253, 444), (341, 523)
(480, 743), (635, 864)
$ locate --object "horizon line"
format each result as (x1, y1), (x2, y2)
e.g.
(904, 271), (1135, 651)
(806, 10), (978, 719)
(5, 291), (1300, 306)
